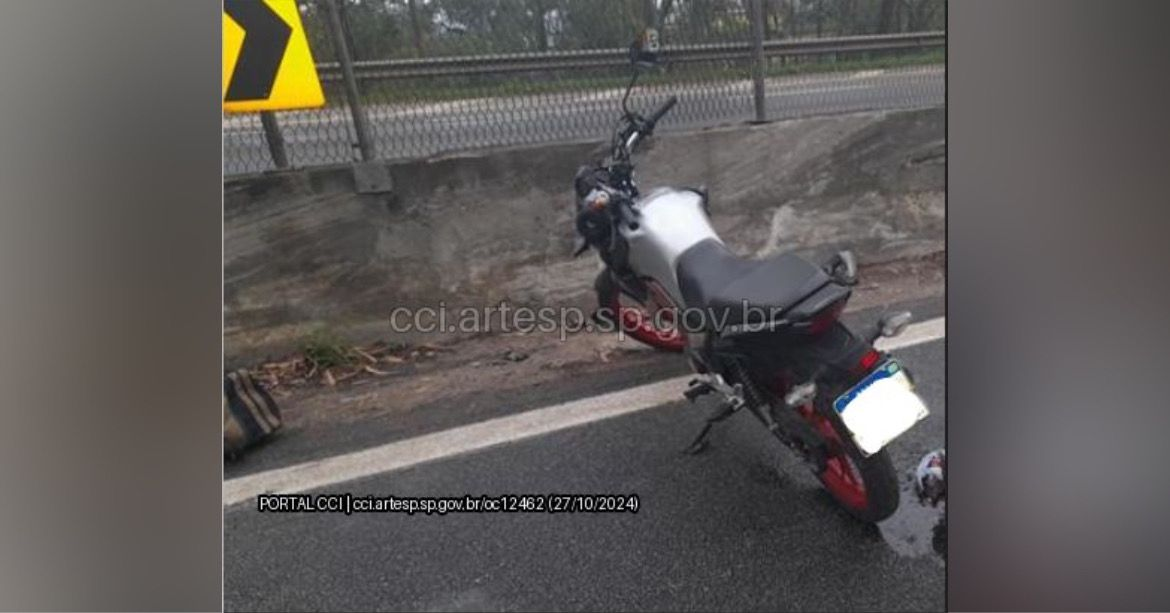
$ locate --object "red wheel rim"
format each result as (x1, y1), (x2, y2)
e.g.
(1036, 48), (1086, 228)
(607, 284), (686, 353)
(806, 411), (868, 510)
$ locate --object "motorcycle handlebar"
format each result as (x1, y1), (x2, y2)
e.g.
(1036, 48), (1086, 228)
(621, 96), (678, 155)
(645, 96), (678, 129)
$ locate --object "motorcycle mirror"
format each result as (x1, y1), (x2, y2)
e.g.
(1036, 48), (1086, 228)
(879, 311), (913, 338)
(629, 28), (660, 68)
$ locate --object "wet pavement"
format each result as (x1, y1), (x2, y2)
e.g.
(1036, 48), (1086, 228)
(225, 298), (945, 611)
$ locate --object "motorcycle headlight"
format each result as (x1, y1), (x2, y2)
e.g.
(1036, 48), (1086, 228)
(584, 189), (610, 211)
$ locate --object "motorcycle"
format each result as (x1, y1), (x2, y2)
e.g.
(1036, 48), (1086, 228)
(571, 32), (930, 523)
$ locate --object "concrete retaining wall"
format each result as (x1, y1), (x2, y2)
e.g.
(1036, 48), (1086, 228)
(225, 108), (944, 363)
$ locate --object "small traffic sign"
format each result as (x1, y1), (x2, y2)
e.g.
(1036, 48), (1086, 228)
(223, 0), (325, 113)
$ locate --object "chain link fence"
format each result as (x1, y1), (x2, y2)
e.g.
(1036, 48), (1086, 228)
(224, 0), (945, 177)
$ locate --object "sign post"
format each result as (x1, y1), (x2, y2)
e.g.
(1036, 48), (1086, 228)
(258, 111), (289, 169)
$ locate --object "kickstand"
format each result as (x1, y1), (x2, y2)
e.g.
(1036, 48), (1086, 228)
(683, 400), (740, 455)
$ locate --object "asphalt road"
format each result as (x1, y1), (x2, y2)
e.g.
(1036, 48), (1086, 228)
(224, 297), (945, 611)
(224, 65), (944, 176)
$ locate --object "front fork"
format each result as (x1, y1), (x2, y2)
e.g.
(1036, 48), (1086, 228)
(591, 268), (646, 323)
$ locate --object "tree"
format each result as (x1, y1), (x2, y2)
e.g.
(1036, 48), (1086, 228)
(902, 0), (942, 32)
(529, 0), (551, 51)
(878, 0), (898, 33)
(836, 0), (857, 36)
(407, 0), (425, 56)
(558, 0), (637, 50)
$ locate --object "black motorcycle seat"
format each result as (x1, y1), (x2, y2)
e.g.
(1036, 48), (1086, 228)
(675, 239), (831, 327)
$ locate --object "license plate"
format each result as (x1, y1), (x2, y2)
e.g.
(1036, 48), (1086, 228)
(833, 359), (929, 456)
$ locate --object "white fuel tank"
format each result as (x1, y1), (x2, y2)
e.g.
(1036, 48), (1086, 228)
(619, 187), (722, 307)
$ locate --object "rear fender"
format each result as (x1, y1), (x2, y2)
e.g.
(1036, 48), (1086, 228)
(729, 322), (873, 393)
(791, 321), (872, 380)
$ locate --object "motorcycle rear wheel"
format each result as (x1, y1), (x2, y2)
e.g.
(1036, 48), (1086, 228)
(803, 396), (900, 523)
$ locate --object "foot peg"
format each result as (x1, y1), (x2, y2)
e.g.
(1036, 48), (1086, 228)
(683, 378), (714, 402)
(682, 374), (746, 455)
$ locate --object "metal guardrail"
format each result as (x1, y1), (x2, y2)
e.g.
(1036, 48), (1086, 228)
(225, 21), (946, 177)
(316, 32), (945, 80)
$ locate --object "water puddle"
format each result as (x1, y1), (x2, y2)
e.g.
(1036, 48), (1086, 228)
(878, 479), (946, 561)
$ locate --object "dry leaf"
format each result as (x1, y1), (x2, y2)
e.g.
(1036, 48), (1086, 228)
(354, 347), (379, 363)
(335, 369), (360, 383)
(361, 344), (388, 357)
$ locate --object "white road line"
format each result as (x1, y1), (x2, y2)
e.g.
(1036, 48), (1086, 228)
(224, 316), (944, 506)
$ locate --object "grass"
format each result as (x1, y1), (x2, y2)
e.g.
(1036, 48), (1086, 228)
(298, 327), (358, 371)
(334, 48), (943, 107)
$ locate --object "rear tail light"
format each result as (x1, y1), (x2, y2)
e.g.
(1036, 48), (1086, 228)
(853, 347), (882, 375)
(806, 298), (846, 335)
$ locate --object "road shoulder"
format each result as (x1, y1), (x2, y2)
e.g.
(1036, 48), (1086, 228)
(225, 254), (944, 480)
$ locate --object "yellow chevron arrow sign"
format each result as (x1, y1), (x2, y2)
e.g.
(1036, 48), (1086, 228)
(223, 0), (324, 113)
